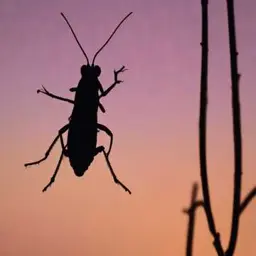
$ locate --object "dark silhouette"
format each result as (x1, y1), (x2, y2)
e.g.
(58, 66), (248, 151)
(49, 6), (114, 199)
(182, 1), (256, 255)
(24, 12), (133, 194)
(183, 183), (204, 256)
(198, 1), (224, 254)
(225, 0), (243, 254)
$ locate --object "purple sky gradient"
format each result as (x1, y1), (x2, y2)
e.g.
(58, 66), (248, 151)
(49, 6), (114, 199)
(1, 0), (256, 255)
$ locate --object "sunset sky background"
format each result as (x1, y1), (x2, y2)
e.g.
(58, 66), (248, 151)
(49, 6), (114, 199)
(1, 0), (256, 255)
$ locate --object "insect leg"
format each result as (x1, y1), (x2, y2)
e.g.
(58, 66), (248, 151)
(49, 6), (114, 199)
(94, 146), (131, 194)
(42, 150), (65, 192)
(69, 87), (77, 92)
(37, 85), (75, 104)
(98, 103), (106, 113)
(24, 124), (69, 167)
(68, 86), (105, 113)
(97, 124), (113, 156)
(99, 66), (127, 99)
(58, 125), (69, 156)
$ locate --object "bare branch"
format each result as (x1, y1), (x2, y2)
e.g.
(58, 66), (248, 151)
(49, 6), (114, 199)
(240, 187), (256, 215)
(198, 1), (224, 254)
(183, 183), (204, 256)
(225, 0), (243, 254)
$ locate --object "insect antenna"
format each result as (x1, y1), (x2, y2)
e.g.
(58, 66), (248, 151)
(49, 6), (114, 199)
(92, 12), (133, 65)
(61, 12), (90, 65)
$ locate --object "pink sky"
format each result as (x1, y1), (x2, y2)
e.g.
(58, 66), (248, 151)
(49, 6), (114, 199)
(0, 0), (255, 255)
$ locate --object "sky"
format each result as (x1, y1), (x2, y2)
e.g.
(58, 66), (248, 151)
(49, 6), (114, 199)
(0, 0), (256, 255)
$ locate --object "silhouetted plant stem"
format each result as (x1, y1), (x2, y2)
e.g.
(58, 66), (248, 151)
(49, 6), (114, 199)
(183, 1), (254, 255)
(239, 187), (256, 215)
(225, 1), (242, 255)
(199, 1), (224, 255)
(183, 183), (204, 256)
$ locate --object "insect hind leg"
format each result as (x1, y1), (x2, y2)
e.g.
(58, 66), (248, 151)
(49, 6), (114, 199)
(42, 150), (65, 192)
(24, 124), (69, 167)
(59, 125), (69, 156)
(97, 124), (113, 156)
(94, 146), (131, 194)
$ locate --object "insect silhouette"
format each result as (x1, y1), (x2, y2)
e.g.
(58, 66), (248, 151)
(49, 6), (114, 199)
(24, 12), (132, 194)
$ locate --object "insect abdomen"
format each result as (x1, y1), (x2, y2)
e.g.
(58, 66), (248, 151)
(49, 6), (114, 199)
(67, 121), (97, 176)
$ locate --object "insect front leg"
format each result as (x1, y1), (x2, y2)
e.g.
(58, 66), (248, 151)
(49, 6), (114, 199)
(94, 146), (131, 194)
(69, 86), (106, 113)
(37, 85), (75, 104)
(24, 124), (69, 167)
(97, 123), (113, 156)
(99, 66), (127, 99)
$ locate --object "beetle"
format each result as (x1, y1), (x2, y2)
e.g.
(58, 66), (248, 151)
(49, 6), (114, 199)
(24, 12), (132, 194)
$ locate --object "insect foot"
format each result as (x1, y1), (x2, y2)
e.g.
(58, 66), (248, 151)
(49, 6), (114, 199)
(102, 149), (132, 194)
(99, 65), (128, 99)
(42, 177), (55, 192)
(42, 179), (55, 192)
(112, 65), (127, 86)
(114, 65), (127, 83)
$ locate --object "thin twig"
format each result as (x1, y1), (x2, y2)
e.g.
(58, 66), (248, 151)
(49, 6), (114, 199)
(225, 1), (243, 255)
(239, 187), (256, 215)
(183, 183), (204, 256)
(199, 1), (224, 254)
